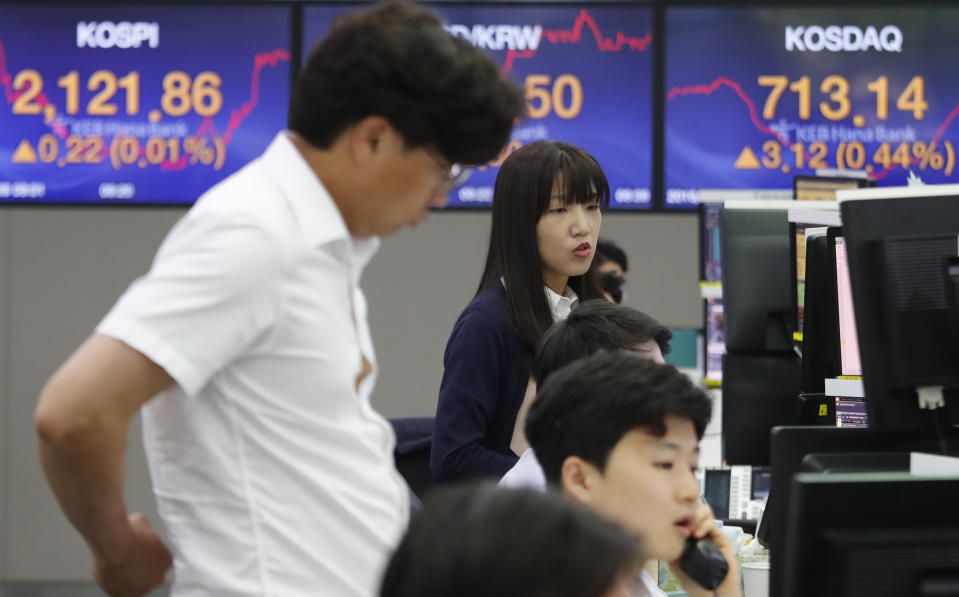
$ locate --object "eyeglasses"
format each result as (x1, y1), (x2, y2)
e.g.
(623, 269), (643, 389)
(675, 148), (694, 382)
(426, 148), (472, 191)
(448, 163), (472, 189)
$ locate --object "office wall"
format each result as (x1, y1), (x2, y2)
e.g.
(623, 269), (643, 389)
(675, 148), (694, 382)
(1, 208), (183, 580)
(1, 213), (9, 580)
(0, 206), (698, 579)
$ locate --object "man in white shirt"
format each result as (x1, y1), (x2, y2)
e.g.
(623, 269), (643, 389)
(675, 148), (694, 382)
(34, 3), (524, 596)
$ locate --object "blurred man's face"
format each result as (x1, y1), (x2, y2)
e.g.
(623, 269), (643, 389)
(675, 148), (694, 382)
(364, 139), (451, 237)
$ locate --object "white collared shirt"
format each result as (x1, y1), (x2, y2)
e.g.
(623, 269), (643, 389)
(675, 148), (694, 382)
(498, 448), (547, 490)
(545, 285), (579, 321)
(98, 132), (408, 597)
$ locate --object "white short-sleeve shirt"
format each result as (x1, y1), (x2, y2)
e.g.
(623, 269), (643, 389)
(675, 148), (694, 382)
(98, 132), (408, 597)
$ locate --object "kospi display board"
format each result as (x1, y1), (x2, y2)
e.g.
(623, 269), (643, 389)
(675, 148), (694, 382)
(304, 4), (654, 209)
(665, 8), (959, 208)
(0, 4), (291, 204)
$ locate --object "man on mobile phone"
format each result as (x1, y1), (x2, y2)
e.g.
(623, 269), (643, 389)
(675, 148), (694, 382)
(526, 351), (742, 597)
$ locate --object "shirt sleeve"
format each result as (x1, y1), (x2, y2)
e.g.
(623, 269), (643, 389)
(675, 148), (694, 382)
(97, 208), (285, 396)
(431, 306), (519, 481)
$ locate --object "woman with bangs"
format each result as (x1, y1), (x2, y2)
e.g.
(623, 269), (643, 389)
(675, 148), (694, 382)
(431, 140), (610, 481)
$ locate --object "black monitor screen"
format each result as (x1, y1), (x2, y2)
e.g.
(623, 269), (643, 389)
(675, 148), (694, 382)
(750, 467), (771, 500)
(840, 192), (959, 430)
(722, 352), (800, 466)
(705, 298), (725, 385)
(703, 469), (731, 520)
(835, 398), (868, 428)
(782, 472), (959, 597)
(701, 203), (723, 282)
(721, 208), (793, 352)
(798, 230), (841, 393)
(765, 425), (959, 597)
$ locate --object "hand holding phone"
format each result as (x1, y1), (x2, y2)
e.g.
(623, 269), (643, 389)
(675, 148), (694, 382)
(678, 536), (729, 590)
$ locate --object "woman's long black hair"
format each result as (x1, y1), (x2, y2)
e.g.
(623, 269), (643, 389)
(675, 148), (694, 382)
(476, 140), (611, 349)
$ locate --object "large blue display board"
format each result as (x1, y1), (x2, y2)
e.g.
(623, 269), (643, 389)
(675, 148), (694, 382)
(665, 7), (959, 208)
(304, 4), (654, 209)
(0, 4), (290, 203)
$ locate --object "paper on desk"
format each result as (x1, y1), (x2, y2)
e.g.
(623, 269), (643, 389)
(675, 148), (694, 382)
(910, 452), (959, 476)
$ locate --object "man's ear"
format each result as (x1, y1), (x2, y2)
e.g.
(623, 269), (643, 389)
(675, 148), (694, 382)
(349, 115), (391, 165)
(561, 455), (602, 505)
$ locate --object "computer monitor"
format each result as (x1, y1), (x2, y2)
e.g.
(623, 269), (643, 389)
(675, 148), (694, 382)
(832, 233), (862, 378)
(839, 188), (959, 431)
(700, 201), (725, 387)
(835, 398), (868, 428)
(796, 229), (841, 393)
(793, 174), (869, 202)
(703, 469), (731, 520)
(764, 425), (959, 597)
(750, 466), (771, 500)
(721, 208), (793, 352)
(789, 222), (812, 350)
(699, 202), (723, 283)
(781, 472), (959, 597)
(722, 352), (800, 466)
(704, 297), (725, 385)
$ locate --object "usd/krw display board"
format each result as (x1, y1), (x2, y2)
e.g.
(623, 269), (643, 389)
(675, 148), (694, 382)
(303, 4), (654, 209)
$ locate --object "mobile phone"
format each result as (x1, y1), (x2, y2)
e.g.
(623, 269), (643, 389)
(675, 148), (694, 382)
(678, 536), (729, 590)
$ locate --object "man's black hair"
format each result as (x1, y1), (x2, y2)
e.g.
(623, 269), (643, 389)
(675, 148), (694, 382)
(380, 483), (642, 597)
(595, 239), (628, 273)
(526, 351), (712, 486)
(290, 1), (525, 165)
(533, 299), (671, 385)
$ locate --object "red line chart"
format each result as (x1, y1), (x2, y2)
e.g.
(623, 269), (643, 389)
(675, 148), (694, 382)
(666, 76), (791, 147)
(163, 49), (289, 170)
(503, 9), (651, 73)
(668, 74), (959, 180)
(0, 39), (69, 138)
(1, 37), (289, 171)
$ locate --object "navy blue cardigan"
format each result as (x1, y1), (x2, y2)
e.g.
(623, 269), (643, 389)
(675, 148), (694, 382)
(431, 283), (530, 481)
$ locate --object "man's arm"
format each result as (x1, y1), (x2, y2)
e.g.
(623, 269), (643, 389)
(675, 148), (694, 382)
(36, 334), (175, 597)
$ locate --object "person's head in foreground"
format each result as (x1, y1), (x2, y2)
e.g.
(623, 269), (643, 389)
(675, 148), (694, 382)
(526, 351), (743, 596)
(290, 1), (525, 237)
(379, 483), (644, 597)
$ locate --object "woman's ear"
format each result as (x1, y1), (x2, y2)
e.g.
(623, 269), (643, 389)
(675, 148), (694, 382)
(560, 455), (601, 505)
